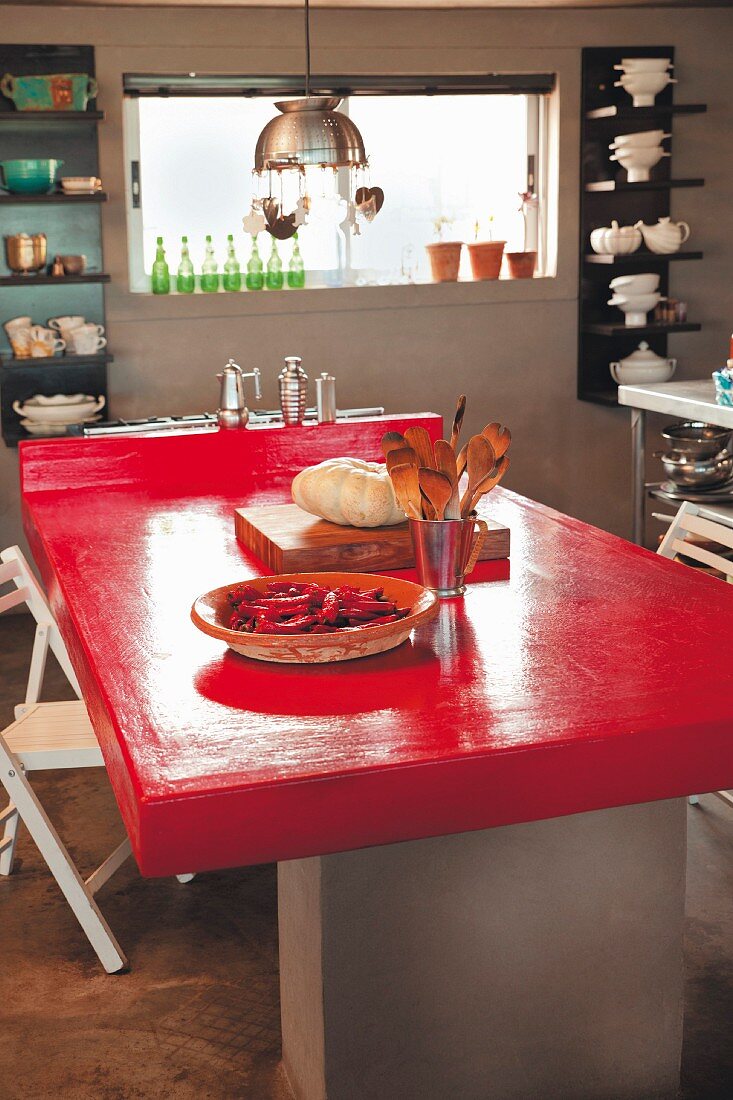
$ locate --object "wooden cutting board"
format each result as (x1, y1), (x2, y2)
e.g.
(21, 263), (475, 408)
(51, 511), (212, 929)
(235, 502), (510, 573)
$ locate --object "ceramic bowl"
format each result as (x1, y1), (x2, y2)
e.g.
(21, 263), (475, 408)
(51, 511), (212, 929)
(617, 71), (674, 94)
(610, 130), (669, 149)
(20, 415), (102, 435)
(191, 571), (439, 664)
(610, 145), (667, 168)
(0, 158), (63, 194)
(14, 394), (105, 423)
(610, 360), (676, 385)
(615, 58), (673, 73)
(609, 273), (660, 295)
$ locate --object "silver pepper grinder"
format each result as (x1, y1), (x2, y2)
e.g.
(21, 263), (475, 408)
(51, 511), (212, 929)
(278, 355), (308, 426)
(316, 372), (337, 423)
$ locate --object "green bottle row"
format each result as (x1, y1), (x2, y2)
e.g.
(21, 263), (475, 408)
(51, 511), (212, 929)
(151, 234), (306, 295)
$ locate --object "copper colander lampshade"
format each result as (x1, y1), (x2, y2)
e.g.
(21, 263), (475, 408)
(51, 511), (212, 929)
(254, 97), (368, 171)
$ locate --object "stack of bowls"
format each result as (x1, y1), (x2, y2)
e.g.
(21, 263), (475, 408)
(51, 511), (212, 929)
(607, 272), (664, 326)
(609, 130), (670, 183)
(0, 159), (63, 195)
(658, 422), (733, 491)
(613, 57), (676, 107)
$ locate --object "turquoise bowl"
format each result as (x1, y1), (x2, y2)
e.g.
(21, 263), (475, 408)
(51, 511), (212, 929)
(0, 158), (63, 194)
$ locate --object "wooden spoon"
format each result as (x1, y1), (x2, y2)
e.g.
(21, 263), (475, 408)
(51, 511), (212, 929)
(469, 455), (510, 513)
(404, 426), (436, 470)
(456, 441), (469, 481)
(450, 395), (467, 453)
(389, 463), (422, 520)
(418, 468), (453, 521)
(386, 445), (418, 474)
(460, 435), (496, 518)
(434, 440), (461, 520)
(482, 422), (512, 459)
(382, 431), (407, 459)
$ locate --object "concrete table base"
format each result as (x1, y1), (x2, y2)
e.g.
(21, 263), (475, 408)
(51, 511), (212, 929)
(278, 800), (686, 1100)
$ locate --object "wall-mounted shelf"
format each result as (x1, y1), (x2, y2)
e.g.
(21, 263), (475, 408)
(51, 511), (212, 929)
(584, 252), (703, 266)
(585, 179), (704, 193)
(0, 273), (110, 286)
(0, 111), (104, 123)
(577, 45), (706, 407)
(583, 322), (701, 338)
(1, 352), (112, 369)
(0, 43), (110, 447)
(585, 104), (707, 120)
(0, 191), (107, 204)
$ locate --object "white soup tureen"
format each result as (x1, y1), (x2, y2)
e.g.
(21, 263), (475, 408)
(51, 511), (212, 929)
(610, 342), (677, 385)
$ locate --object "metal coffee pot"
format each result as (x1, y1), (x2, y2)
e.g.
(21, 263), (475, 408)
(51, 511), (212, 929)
(4, 232), (47, 275)
(216, 358), (262, 429)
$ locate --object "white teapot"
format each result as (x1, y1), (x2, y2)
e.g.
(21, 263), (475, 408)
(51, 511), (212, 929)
(610, 341), (677, 385)
(635, 216), (691, 255)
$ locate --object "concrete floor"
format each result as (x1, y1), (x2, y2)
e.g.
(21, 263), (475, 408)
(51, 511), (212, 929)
(1, 613), (732, 1100)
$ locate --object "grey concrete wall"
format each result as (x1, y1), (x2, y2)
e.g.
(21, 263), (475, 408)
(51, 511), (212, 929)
(1, 4), (731, 555)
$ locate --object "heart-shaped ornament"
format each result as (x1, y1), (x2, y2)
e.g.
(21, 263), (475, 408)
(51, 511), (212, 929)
(355, 186), (384, 222)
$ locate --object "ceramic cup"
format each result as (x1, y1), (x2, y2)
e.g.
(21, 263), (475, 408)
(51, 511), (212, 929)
(48, 315), (85, 341)
(9, 328), (32, 359)
(68, 323), (106, 355)
(4, 314), (32, 337)
(27, 325), (65, 358)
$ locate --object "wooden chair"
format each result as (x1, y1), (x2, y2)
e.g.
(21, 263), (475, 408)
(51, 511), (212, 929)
(0, 545), (194, 972)
(657, 502), (733, 810)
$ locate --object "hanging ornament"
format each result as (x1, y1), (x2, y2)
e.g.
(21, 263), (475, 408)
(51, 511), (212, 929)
(354, 186), (385, 224)
(243, 205), (267, 237)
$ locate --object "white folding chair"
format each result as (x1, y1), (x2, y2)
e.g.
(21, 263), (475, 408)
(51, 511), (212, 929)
(657, 502), (733, 811)
(0, 545), (134, 972)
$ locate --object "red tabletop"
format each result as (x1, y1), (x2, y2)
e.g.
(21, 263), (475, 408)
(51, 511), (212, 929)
(20, 418), (733, 877)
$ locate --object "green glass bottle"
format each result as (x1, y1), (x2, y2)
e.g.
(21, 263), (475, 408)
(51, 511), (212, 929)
(151, 236), (170, 295)
(222, 233), (242, 292)
(176, 235), (195, 294)
(245, 237), (264, 291)
(266, 237), (284, 291)
(200, 234), (219, 293)
(287, 233), (306, 289)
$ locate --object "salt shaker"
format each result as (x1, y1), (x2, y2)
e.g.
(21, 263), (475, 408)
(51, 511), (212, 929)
(278, 355), (308, 426)
(316, 372), (337, 423)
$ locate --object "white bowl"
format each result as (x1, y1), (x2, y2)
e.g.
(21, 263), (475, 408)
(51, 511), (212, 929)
(14, 394), (105, 423)
(610, 130), (669, 149)
(614, 58), (673, 73)
(609, 361), (676, 386)
(20, 415), (102, 435)
(609, 273), (660, 295)
(614, 71), (676, 107)
(609, 144), (669, 182)
(608, 291), (663, 311)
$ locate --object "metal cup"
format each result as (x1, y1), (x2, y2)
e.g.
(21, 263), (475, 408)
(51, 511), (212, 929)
(409, 515), (488, 598)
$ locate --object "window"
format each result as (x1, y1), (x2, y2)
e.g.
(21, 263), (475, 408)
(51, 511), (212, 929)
(123, 76), (553, 293)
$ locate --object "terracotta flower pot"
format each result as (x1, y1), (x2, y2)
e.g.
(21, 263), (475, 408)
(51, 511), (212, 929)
(505, 251), (537, 279)
(426, 241), (463, 283)
(467, 241), (506, 281)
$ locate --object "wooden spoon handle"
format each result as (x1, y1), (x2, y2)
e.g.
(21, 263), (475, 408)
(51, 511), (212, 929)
(464, 519), (489, 577)
(469, 456), (510, 512)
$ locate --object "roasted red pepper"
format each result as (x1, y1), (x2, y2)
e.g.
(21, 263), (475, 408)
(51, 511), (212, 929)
(225, 581), (412, 636)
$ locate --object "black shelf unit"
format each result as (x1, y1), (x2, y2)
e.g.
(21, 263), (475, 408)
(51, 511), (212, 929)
(583, 322), (701, 337)
(578, 45), (706, 406)
(584, 251), (702, 266)
(0, 272), (110, 286)
(0, 44), (109, 445)
(0, 191), (107, 204)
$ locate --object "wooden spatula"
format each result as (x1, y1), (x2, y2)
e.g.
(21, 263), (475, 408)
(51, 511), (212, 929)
(460, 435), (496, 518)
(382, 431), (407, 459)
(418, 468), (453, 521)
(450, 395), (467, 453)
(481, 422), (511, 459)
(386, 445), (418, 474)
(404, 426), (436, 470)
(468, 455), (510, 513)
(434, 440), (461, 520)
(389, 462), (422, 520)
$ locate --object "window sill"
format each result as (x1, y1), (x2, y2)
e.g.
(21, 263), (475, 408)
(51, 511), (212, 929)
(108, 273), (570, 323)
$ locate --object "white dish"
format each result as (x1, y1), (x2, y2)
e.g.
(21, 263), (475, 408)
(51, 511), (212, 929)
(609, 273), (660, 295)
(20, 415), (102, 435)
(610, 130), (670, 149)
(614, 71), (676, 108)
(589, 221), (642, 256)
(14, 394), (105, 423)
(614, 58), (673, 73)
(609, 144), (669, 182)
(608, 291), (665, 326)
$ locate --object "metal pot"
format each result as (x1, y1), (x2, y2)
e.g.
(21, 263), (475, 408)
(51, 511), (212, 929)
(4, 232), (47, 274)
(658, 449), (733, 489)
(661, 421), (733, 461)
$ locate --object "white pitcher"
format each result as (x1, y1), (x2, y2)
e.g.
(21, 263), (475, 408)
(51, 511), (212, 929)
(635, 217), (691, 255)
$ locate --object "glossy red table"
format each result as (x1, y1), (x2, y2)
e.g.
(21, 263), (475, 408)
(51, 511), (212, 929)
(19, 419), (733, 1099)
